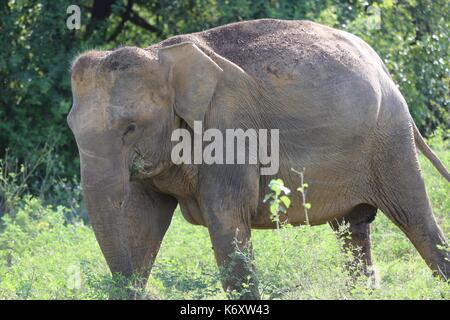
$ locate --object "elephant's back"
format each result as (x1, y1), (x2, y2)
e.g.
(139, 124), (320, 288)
(198, 19), (384, 86)
(152, 19), (385, 89)
(204, 20), (383, 131)
(156, 19), (385, 107)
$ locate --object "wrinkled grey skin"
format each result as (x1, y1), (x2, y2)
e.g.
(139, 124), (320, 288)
(67, 19), (450, 299)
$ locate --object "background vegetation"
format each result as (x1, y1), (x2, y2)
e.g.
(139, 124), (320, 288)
(0, 0), (449, 299)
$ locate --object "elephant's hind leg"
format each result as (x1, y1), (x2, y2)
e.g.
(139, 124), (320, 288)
(329, 204), (378, 284)
(372, 129), (450, 280)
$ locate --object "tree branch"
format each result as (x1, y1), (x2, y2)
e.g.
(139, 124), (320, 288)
(128, 11), (162, 37)
(91, 0), (116, 20)
(85, 0), (116, 39)
(107, 0), (135, 42)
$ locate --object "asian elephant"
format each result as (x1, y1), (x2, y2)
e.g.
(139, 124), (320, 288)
(67, 19), (450, 299)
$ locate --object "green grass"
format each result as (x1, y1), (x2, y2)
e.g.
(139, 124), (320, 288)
(0, 142), (448, 299)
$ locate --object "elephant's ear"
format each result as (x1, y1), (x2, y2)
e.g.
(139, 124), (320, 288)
(158, 42), (223, 129)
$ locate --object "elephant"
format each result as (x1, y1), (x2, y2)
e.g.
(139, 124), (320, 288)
(67, 19), (450, 299)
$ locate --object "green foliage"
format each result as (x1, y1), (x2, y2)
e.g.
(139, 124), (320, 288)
(0, 145), (84, 218)
(0, 196), (102, 299)
(346, 0), (450, 135)
(264, 178), (291, 228)
(1, 1), (84, 180)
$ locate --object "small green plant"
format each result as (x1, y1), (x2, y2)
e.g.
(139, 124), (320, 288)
(264, 179), (291, 229)
(259, 170), (315, 298)
(0, 145), (58, 216)
(0, 150), (35, 215)
(223, 228), (259, 300)
(291, 168), (312, 225)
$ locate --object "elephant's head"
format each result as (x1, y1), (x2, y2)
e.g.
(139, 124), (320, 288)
(67, 43), (223, 278)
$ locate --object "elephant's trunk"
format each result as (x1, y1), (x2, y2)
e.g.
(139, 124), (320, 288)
(80, 155), (135, 277)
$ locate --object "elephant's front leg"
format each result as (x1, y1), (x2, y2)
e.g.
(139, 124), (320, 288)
(115, 181), (177, 298)
(207, 212), (259, 299)
(200, 168), (260, 300)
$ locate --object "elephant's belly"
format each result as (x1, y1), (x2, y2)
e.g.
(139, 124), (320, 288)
(253, 159), (370, 229)
(177, 197), (207, 226)
(253, 186), (360, 229)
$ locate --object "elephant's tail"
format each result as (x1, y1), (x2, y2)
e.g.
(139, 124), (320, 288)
(413, 121), (450, 183)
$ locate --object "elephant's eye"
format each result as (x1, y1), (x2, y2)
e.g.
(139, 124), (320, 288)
(124, 123), (137, 136)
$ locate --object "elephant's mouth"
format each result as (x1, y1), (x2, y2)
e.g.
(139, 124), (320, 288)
(130, 156), (168, 180)
(130, 158), (153, 179)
